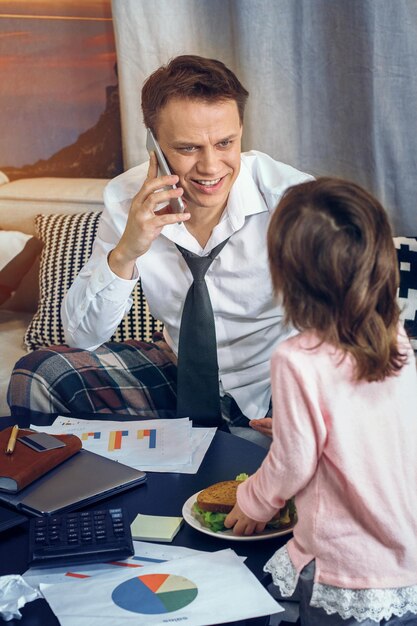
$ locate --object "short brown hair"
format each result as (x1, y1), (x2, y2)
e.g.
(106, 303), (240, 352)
(141, 55), (249, 133)
(267, 177), (406, 382)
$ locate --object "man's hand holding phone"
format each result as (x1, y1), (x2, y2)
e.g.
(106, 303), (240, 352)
(108, 150), (190, 280)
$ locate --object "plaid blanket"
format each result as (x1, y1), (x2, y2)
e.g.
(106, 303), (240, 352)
(8, 340), (177, 424)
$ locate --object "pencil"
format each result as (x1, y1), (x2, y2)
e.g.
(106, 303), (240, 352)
(5, 425), (19, 455)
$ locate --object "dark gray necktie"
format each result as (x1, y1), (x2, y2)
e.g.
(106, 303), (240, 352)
(176, 238), (230, 426)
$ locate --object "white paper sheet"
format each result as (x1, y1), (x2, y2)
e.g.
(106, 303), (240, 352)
(31, 417), (216, 473)
(40, 549), (282, 626)
(23, 541), (206, 588)
(152, 426), (216, 473)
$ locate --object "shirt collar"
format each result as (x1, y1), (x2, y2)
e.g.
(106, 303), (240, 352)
(226, 156), (269, 229)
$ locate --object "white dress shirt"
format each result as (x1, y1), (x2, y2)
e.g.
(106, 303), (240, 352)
(62, 150), (312, 420)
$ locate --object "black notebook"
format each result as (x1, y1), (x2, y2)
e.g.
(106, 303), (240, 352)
(0, 449), (146, 516)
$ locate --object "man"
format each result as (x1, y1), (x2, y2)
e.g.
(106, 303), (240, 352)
(8, 55), (312, 443)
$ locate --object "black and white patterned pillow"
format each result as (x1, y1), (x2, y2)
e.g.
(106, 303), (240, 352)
(24, 211), (162, 351)
(394, 237), (417, 350)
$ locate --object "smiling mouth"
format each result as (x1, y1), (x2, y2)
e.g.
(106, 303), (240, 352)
(192, 177), (223, 187)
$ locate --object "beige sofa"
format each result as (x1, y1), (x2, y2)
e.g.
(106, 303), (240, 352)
(0, 174), (111, 416)
(0, 173), (164, 417)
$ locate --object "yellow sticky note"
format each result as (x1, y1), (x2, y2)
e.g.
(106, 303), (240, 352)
(130, 514), (183, 543)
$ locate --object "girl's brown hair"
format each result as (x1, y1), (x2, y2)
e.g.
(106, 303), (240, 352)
(141, 55), (249, 133)
(268, 177), (406, 382)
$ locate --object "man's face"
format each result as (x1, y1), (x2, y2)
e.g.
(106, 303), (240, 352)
(155, 98), (243, 217)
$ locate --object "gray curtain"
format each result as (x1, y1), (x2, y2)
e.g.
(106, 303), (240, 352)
(111, 0), (417, 235)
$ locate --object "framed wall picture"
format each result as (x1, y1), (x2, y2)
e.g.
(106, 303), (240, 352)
(0, 0), (123, 180)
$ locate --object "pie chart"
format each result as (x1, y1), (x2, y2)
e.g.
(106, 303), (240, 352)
(112, 573), (198, 614)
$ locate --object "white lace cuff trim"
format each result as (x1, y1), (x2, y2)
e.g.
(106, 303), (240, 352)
(264, 545), (417, 622)
(264, 545), (299, 597)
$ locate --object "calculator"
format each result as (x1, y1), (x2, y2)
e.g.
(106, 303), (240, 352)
(28, 507), (134, 567)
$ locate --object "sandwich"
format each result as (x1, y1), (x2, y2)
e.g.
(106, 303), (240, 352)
(192, 474), (296, 533)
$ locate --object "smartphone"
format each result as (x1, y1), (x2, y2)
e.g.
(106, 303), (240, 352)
(146, 128), (185, 213)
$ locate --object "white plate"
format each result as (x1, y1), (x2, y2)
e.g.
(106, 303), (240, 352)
(182, 491), (294, 542)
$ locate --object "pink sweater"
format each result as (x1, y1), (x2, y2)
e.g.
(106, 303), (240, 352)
(238, 329), (417, 589)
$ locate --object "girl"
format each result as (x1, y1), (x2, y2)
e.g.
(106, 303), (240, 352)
(224, 178), (417, 625)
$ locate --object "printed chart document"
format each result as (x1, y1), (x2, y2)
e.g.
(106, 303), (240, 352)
(39, 549), (282, 625)
(23, 540), (207, 587)
(31, 417), (216, 474)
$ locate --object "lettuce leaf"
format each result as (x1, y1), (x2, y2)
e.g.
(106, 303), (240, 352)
(192, 503), (227, 532)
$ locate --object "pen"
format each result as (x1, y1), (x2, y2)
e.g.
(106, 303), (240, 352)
(5, 425), (19, 455)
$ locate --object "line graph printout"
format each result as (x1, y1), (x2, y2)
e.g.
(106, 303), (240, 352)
(32, 417), (217, 473)
(40, 549), (282, 626)
(33, 418), (193, 468)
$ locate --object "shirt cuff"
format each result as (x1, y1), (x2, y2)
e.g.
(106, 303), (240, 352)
(87, 256), (138, 303)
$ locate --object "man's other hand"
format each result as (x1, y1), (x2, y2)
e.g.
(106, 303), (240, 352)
(249, 417), (272, 438)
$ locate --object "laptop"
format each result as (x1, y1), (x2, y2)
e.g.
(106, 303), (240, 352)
(0, 503), (28, 532)
(0, 449), (146, 516)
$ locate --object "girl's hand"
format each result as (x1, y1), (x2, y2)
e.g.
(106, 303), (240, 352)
(224, 502), (267, 536)
(249, 417), (273, 438)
